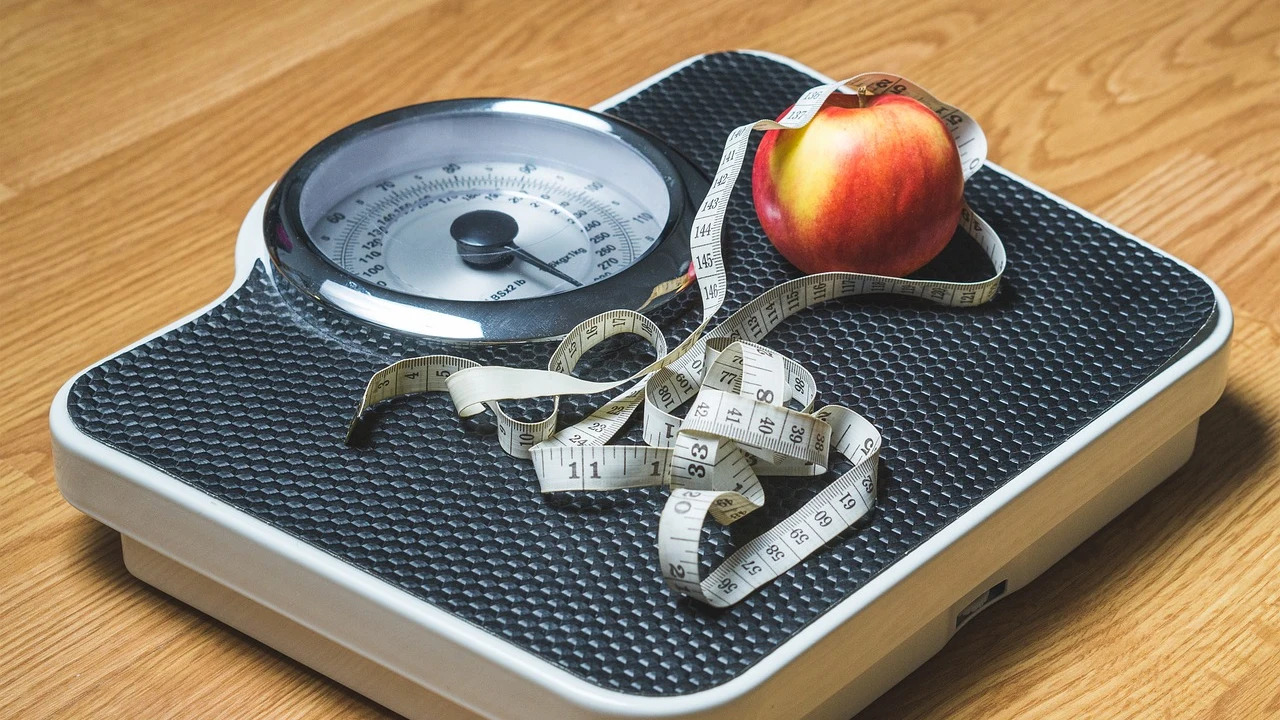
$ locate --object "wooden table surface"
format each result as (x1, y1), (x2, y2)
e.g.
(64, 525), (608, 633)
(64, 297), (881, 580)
(3, 0), (1279, 717)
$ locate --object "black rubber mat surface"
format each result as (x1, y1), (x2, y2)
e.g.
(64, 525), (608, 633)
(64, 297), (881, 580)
(68, 52), (1217, 696)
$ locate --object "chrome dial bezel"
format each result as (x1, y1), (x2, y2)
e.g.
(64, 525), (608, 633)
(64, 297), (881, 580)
(264, 98), (705, 343)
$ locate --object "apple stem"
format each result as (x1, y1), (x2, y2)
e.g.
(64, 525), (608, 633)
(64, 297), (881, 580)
(854, 86), (873, 109)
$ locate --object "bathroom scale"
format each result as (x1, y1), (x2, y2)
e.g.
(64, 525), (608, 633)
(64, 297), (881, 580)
(51, 51), (1231, 719)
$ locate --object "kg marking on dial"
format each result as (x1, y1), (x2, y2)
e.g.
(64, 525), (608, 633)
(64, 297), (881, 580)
(311, 161), (664, 302)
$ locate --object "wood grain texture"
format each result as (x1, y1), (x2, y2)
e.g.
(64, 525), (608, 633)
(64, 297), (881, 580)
(2, 0), (1279, 717)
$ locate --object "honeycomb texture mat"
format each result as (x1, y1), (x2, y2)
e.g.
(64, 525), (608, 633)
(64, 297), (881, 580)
(67, 52), (1218, 696)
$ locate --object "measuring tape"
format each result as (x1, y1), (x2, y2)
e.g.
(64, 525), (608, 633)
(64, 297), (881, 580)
(348, 72), (1005, 607)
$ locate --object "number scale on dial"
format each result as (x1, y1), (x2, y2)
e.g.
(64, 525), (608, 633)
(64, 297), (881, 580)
(311, 161), (664, 302)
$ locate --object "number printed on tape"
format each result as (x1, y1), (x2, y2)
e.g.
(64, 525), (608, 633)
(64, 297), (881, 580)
(348, 72), (1003, 607)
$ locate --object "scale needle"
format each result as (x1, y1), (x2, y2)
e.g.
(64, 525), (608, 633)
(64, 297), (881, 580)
(451, 209), (584, 288)
(510, 247), (583, 287)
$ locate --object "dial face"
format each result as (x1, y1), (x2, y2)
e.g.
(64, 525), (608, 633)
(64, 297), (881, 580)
(310, 161), (664, 302)
(266, 99), (704, 342)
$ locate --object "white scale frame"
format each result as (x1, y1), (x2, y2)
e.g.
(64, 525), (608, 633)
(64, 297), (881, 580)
(51, 52), (1231, 720)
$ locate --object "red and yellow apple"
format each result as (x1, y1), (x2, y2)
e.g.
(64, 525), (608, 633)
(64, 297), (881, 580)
(751, 92), (964, 278)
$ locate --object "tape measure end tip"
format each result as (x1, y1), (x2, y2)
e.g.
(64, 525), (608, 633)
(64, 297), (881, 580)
(345, 416), (368, 447)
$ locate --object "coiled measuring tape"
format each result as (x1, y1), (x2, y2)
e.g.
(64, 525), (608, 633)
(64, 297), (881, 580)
(349, 72), (1005, 607)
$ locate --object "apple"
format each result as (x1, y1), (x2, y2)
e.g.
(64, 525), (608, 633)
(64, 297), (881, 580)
(751, 91), (964, 278)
